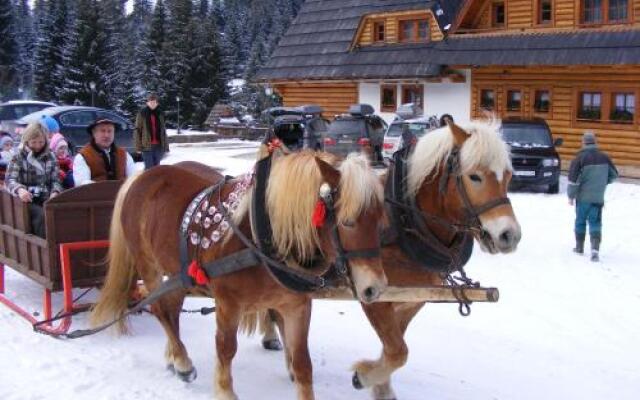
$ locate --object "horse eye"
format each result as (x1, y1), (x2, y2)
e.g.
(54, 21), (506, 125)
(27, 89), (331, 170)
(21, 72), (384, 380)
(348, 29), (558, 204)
(469, 174), (482, 183)
(341, 220), (355, 228)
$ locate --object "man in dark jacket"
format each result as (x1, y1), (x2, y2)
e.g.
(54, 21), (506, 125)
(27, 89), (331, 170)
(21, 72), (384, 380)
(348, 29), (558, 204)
(135, 93), (169, 169)
(568, 132), (618, 262)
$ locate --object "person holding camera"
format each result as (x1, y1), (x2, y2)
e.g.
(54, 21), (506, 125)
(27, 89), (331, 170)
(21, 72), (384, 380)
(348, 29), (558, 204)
(5, 122), (62, 238)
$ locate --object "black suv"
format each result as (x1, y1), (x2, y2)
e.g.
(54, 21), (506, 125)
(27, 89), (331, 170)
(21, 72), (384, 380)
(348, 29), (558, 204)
(502, 119), (563, 194)
(261, 105), (329, 151)
(323, 104), (387, 163)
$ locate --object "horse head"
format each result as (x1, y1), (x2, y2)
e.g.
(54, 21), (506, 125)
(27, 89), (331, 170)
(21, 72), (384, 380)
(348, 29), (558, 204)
(267, 151), (388, 303)
(407, 118), (521, 254)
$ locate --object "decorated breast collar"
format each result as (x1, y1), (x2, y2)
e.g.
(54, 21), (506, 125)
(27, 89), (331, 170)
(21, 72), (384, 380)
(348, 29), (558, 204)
(181, 171), (254, 251)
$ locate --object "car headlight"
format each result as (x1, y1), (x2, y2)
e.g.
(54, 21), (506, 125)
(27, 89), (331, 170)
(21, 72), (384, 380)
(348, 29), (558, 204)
(542, 158), (559, 167)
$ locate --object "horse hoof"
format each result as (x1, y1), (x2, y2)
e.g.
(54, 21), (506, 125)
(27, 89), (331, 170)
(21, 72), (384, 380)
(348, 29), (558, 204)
(166, 364), (176, 374)
(262, 339), (283, 351)
(352, 372), (364, 390)
(177, 367), (198, 383)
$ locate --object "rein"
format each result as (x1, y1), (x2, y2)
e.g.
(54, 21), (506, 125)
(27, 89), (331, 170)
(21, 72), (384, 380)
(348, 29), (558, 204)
(385, 143), (510, 316)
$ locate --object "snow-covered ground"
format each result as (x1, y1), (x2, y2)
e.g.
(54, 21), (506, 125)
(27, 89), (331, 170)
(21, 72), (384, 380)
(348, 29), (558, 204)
(1, 141), (639, 400)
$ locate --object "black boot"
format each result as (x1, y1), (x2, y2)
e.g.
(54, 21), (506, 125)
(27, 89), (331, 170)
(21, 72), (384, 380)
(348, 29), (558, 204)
(590, 234), (601, 262)
(573, 232), (585, 254)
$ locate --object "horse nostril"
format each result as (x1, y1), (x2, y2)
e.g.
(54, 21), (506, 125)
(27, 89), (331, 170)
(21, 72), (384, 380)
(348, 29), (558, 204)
(499, 230), (512, 245)
(363, 286), (379, 302)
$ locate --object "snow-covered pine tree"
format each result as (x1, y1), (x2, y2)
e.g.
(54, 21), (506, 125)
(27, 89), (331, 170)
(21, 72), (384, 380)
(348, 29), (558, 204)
(187, 2), (225, 126)
(0, 0), (19, 100)
(34, 0), (74, 102)
(144, 0), (168, 99)
(164, 0), (194, 124)
(99, 0), (128, 109)
(60, 0), (109, 107)
(13, 0), (35, 98)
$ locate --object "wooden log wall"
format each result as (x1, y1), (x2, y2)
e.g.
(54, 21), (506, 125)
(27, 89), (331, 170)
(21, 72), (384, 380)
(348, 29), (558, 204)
(461, 0), (640, 32)
(355, 10), (443, 47)
(471, 66), (640, 177)
(275, 83), (358, 119)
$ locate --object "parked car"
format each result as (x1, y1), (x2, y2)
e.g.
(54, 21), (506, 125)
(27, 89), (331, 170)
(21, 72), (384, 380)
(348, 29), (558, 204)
(383, 115), (440, 158)
(16, 106), (137, 159)
(262, 105), (329, 151)
(501, 118), (563, 194)
(0, 100), (56, 136)
(323, 104), (387, 163)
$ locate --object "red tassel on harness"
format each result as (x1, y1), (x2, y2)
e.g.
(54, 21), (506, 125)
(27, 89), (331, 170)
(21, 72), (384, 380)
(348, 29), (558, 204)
(187, 260), (209, 285)
(311, 200), (326, 228)
(267, 138), (282, 153)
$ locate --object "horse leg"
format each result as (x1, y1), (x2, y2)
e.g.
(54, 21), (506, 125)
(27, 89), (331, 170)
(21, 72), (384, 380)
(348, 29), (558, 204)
(279, 300), (314, 400)
(261, 309), (283, 351)
(215, 299), (241, 400)
(136, 265), (196, 381)
(353, 302), (425, 400)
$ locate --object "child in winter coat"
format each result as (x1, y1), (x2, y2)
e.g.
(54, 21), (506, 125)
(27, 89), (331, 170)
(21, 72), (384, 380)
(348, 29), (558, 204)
(5, 122), (62, 237)
(0, 135), (15, 168)
(50, 133), (74, 189)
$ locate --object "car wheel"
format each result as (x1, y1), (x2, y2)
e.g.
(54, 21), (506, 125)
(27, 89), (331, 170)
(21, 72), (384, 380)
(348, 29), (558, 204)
(547, 182), (559, 194)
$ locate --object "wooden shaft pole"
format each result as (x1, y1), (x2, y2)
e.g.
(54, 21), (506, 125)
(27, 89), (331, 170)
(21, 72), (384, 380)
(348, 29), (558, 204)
(312, 285), (499, 303)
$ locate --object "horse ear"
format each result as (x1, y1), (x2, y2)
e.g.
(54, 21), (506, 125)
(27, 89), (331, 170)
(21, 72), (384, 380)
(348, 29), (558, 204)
(315, 156), (341, 188)
(447, 121), (470, 146)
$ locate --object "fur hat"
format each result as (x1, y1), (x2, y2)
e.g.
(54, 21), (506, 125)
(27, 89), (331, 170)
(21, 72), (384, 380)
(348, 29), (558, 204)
(582, 131), (596, 145)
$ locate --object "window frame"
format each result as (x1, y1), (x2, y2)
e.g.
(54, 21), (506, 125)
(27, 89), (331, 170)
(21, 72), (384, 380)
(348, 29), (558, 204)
(492, 1), (506, 28)
(533, 88), (553, 115)
(505, 89), (523, 114)
(380, 85), (398, 112)
(610, 91), (636, 125)
(535, 0), (554, 26)
(373, 20), (386, 43)
(398, 18), (430, 43)
(401, 84), (424, 110)
(479, 87), (497, 112)
(579, 0), (632, 26)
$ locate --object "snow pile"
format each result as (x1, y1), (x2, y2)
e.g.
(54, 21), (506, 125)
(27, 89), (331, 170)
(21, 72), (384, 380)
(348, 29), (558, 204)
(1, 142), (639, 399)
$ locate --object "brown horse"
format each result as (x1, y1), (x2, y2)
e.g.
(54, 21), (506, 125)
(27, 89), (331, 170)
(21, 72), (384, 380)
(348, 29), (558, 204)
(351, 119), (522, 399)
(90, 150), (388, 400)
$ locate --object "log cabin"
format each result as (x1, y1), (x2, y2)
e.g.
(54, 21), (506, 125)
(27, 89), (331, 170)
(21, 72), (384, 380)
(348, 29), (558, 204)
(256, 0), (640, 177)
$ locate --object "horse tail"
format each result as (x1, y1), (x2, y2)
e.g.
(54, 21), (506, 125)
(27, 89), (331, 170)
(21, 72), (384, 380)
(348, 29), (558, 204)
(90, 173), (142, 334)
(239, 311), (259, 336)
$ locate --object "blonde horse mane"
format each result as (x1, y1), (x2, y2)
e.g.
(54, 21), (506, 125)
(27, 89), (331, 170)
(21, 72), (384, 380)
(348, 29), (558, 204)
(407, 118), (512, 197)
(234, 150), (382, 263)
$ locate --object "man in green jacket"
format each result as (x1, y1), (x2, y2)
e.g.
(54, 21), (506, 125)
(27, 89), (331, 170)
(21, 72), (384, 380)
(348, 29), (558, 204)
(567, 132), (618, 262)
(135, 93), (169, 169)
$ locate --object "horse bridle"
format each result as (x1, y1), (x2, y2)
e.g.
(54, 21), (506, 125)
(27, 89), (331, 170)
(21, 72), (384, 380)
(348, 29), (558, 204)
(437, 146), (512, 234)
(317, 184), (381, 294)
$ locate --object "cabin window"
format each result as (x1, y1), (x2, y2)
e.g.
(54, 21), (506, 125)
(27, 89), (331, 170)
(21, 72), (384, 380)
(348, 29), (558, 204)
(381, 86), (397, 112)
(611, 92), (635, 123)
(583, 0), (603, 23)
(578, 92), (602, 121)
(374, 21), (386, 42)
(480, 89), (495, 111)
(402, 85), (424, 109)
(608, 0), (628, 22)
(399, 19), (429, 42)
(582, 0), (628, 24)
(506, 90), (522, 112)
(538, 0), (553, 24)
(492, 2), (505, 27)
(534, 90), (551, 113)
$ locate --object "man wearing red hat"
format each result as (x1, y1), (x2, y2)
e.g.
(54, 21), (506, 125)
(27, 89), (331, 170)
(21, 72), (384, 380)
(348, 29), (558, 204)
(73, 118), (136, 185)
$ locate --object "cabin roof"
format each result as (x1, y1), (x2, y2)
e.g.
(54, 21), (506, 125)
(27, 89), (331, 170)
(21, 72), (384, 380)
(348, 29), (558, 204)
(257, 0), (640, 82)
